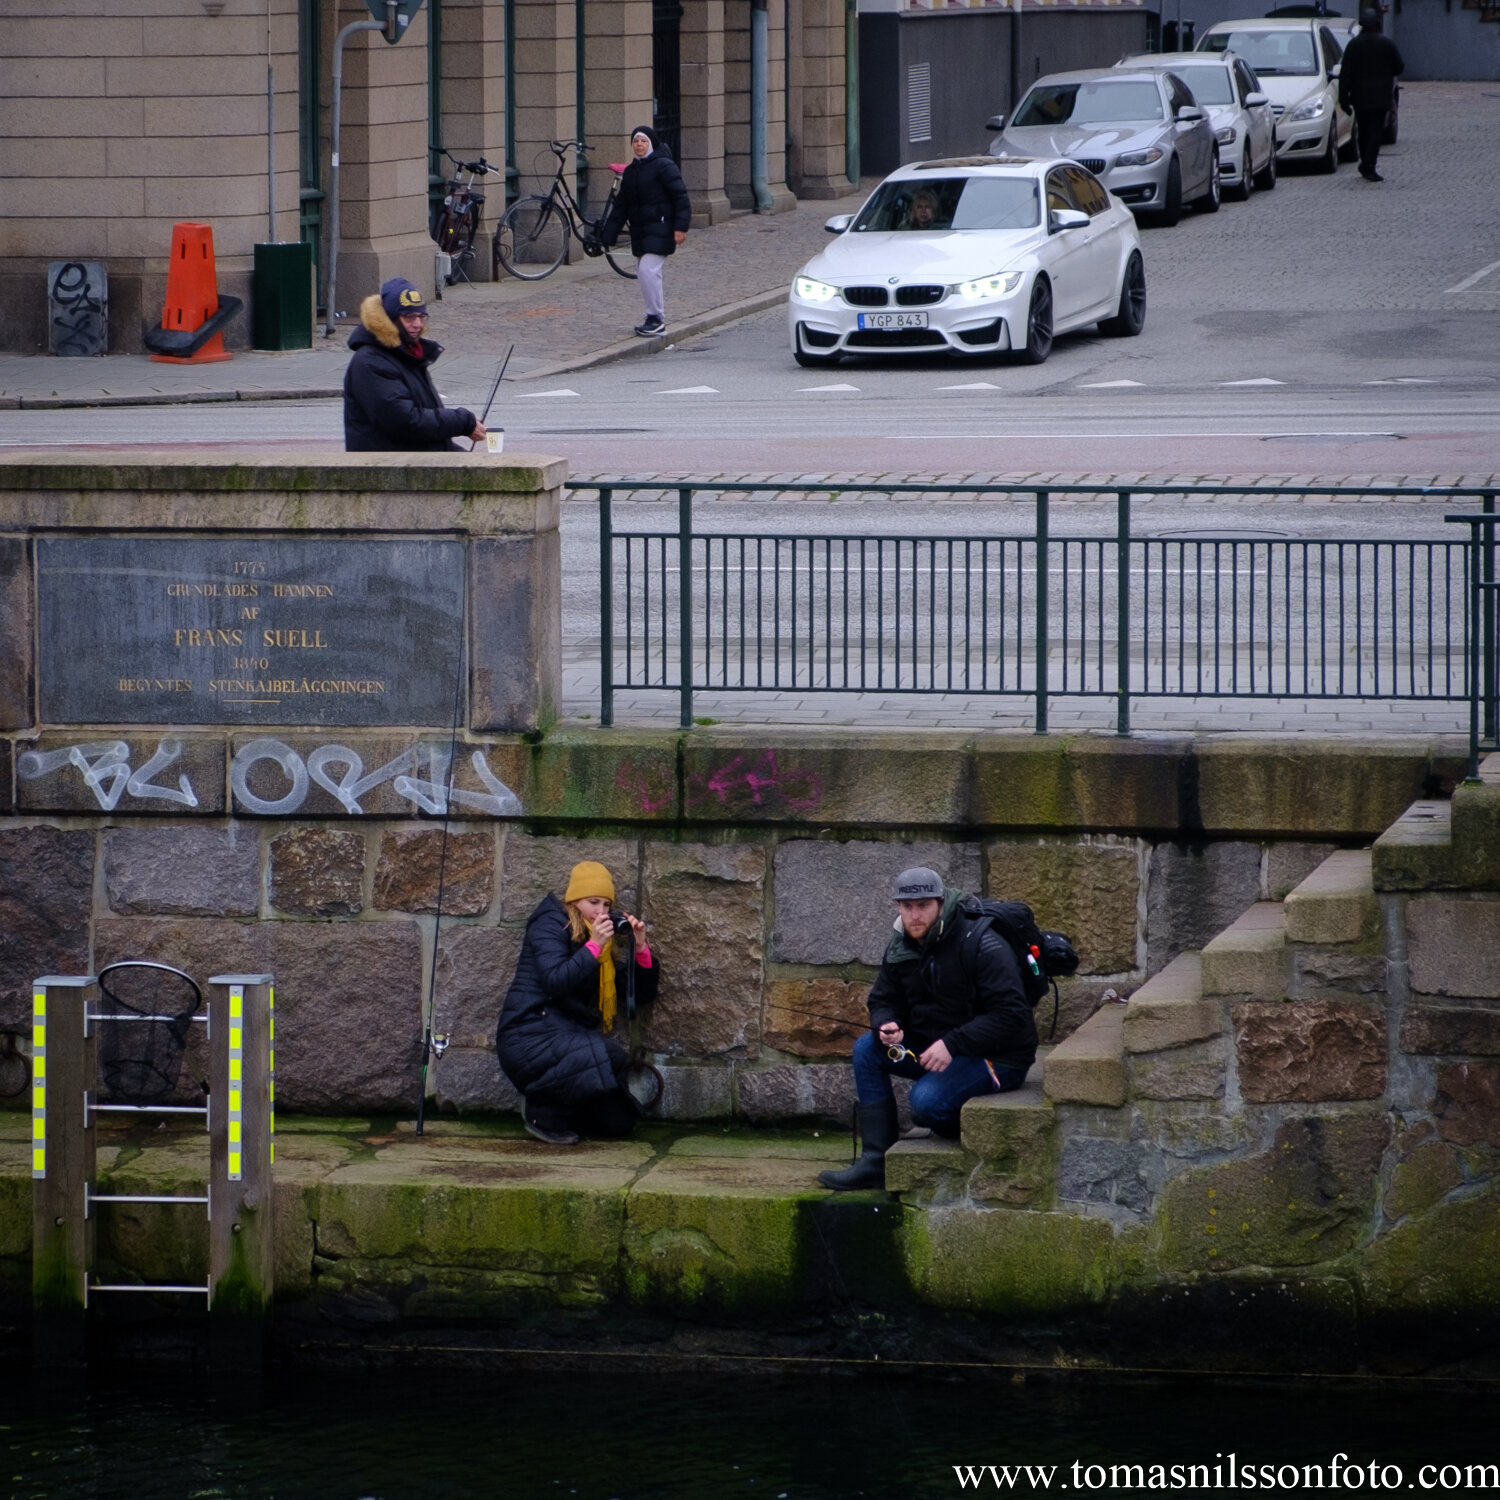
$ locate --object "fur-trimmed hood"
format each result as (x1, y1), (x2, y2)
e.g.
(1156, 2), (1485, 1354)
(348, 294), (443, 364)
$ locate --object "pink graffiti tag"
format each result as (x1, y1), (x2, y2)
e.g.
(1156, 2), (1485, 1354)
(615, 759), (675, 815)
(689, 750), (823, 815)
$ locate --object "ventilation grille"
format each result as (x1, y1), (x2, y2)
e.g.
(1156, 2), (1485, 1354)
(907, 63), (932, 143)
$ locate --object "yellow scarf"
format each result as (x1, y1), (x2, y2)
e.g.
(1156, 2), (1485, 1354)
(596, 943), (617, 1033)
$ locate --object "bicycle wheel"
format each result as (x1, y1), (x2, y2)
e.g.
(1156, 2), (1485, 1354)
(595, 188), (638, 279)
(604, 246), (637, 281)
(438, 208), (478, 285)
(495, 195), (568, 280)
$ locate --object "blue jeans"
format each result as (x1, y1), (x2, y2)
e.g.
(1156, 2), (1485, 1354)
(851, 1031), (1027, 1137)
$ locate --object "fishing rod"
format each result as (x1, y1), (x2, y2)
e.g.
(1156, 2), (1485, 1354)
(774, 1003), (918, 1065)
(469, 344), (514, 451)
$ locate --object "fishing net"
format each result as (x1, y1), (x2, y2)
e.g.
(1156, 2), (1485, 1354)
(95, 962), (204, 1105)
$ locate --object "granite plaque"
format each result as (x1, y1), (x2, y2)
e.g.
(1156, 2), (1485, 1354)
(38, 538), (464, 727)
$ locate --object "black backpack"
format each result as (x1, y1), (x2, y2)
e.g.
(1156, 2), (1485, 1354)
(958, 897), (1080, 1040)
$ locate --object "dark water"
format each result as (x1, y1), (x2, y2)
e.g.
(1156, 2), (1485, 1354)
(5, 1370), (1498, 1499)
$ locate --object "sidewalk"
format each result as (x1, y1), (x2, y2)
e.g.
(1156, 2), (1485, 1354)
(0, 185), (871, 411)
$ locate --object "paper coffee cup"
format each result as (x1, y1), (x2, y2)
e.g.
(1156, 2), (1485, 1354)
(486, 429), (505, 453)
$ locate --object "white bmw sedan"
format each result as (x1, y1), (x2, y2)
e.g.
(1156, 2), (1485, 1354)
(787, 157), (1146, 368)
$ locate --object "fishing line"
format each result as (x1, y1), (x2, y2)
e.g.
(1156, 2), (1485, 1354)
(469, 344), (514, 451)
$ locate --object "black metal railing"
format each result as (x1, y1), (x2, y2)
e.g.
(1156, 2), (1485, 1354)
(579, 481), (1499, 761)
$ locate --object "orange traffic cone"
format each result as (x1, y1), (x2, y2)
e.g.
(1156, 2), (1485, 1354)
(147, 222), (238, 364)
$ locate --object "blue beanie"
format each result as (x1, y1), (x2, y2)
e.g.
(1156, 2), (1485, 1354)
(381, 277), (427, 321)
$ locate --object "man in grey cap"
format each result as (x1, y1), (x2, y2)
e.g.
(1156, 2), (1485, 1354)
(818, 865), (1037, 1191)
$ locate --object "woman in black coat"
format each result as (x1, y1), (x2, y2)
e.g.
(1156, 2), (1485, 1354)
(496, 860), (659, 1144)
(599, 125), (692, 338)
(342, 277), (483, 451)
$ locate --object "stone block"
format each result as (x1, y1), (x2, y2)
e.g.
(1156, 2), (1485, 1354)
(228, 733), (444, 819)
(1432, 1062), (1500, 1148)
(16, 735), (226, 816)
(531, 731), (680, 822)
(639, 842), (765, 1057)
(1058, 1137), (1153, 1212)
(771, 838), (980, 965)
(961, 1078), (1055, 1207)
(884, 1136), (972, 1202)
(1047, 977), (1131, 1045)
(1283, 850), (1378, 946)
(1372, 801), (1453, 892)
(469, 522), (561, 734)
(1200, 904), (1287, 999)
(1146, 840), (1262, 975)
(270, 827), (366, 916)
(738, 1062), (860, 1122)
(1042, 1003), (1125, 1107)
(1452, 763), (1500, 889)
(1384, 1140), (1463, 1220)
(1235, 1001), (1387, 1102)
(1123, 953), (1222, 1052)
(0, 827), (94, 1031)
(1156, 1114), (1390, 1272)
(104, 825), (260, 918)
(0, 537), (32, 729)
(373, 827), (497, 916)
(0, 742), (10, 813)
(985, 838), (1139, 975)
(1127, 1040), (1226, 1101)
(1293, 949), (1387, 1001)
(500, 833), (636, 922)
(434, 926), (524, 1047)
(93, 916), (425, 1113)
(431, 1045), (519, 1115)
(653, 1063), (735, 1120)
(1400, 1005), (1500, 1057)
(1266, 842), (1339, 900)
(764, 977), (869, 1057)
(1407, 897), (1500, 999)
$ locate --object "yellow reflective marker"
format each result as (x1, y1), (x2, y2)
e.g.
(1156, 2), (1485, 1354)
(268, 984), (276, 1167)
(31, 990), (46, 1179)
(228, 984), (244, 1180)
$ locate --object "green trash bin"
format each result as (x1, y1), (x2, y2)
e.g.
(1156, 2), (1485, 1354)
(252, 242), (314, 350)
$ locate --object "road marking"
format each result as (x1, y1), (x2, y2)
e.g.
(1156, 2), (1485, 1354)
(936, 381), (1002, 391)
(1363, 378), (1436, 385)
(1219, 378), (1285, 386)
(883, 429), (1400, 440)
(514, 388), (579, 399)
(658, 385), (720, 395)
(797, 383), (861, 392)
(1444, 260), (1500, 294)
(1079, 379), (1144, 388)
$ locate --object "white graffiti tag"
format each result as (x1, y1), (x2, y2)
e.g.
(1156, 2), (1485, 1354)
(17, 739), (199, 810)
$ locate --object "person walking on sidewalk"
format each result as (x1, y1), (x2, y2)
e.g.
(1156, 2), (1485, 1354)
(600, 125), (692, 338)
(818, 867), (1037, 1192)
(1338, 10), (1404, 183)
(342, 277), (485, 451)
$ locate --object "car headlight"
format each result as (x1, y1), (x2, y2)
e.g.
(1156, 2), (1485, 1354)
(1214, 126), (1237, 145)
(1114, 147), (1164, 168)
(1284, 95), (1328, 123)
(793, 275), (839, 303)
(954, 271), (1024, 302)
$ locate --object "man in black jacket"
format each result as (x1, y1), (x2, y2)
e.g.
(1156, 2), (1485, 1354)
(600, 126), (692, 338)
(818, 867), (1037, 1191)
(1338, 10), (1404, 182)
(342, 278), (485, 451)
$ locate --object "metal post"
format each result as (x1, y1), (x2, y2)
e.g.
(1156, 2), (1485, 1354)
(679, 486), (694, 728)
(844, 0), (859, 186)
(1484, 491), (1496, 745)
(1116, 489), (1131, 736)
(751, 0), (773, 211)
(504, 0), (519, 206)
(1034, 489), (1049, 734)
(600, 487), (615, 727)
(267, 63), (276, 243)
(323, 12), (387, 336)
(31, 975), (97, 1368)
(208, 975), (274, 1372)
(575, 0), (589, 213)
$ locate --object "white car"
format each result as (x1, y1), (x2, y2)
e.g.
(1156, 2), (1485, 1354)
(1116, 51), (1277, 199)
(1197, 19), (1354, 172)
(787, 156), (1146, 368)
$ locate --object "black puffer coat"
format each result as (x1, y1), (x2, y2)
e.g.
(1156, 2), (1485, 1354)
(496, 893), (660, 1105)
(342, 294), (476, 452)
(1337, 30), (1404, 112)
(600, 129), (692, 259)
(864, 888), (1037, 1073)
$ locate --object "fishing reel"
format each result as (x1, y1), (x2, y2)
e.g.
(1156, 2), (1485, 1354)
(430, 1032), (451, 1059)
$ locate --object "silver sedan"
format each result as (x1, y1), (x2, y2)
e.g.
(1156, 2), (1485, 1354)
(987, 68), (1220, 227)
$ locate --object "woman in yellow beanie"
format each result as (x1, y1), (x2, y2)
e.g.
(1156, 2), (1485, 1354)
(495, 860), (658, 1144)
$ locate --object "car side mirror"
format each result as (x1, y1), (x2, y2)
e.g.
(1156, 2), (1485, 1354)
(1244, 91), (1269, 107)
(1049, 208), (1090, 233)
(1175, 105), (1204, 122)
(1329, 63), (1341, 78)
(985, 114), (1006, 131)
(824, 214), (854, 234)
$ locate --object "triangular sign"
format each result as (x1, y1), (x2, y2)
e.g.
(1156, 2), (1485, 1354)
(365, 0), (426, 42)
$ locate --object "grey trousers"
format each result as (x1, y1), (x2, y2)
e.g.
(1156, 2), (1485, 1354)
(637, 253), (666, 321)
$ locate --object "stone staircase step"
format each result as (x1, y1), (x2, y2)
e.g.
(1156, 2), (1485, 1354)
(1042, 1002), (1125, 1107)
(1284, 848), (1378, 945)
(1452, 751), (1500, 889)
(884, 1134), (968, 1199)
(1373, 799), (1454, 891)
(1201, 902), (1287, 1000)
(1122, 952), (1222, 1051)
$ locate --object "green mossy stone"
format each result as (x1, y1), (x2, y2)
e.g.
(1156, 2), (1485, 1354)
(1384, 1141), (1464, 1221)
(1356, 1182), (1500, 1314)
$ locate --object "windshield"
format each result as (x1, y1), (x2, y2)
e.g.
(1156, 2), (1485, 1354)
(1200, 29), (1317, 75)
(851, 176), (1040, 232)
(1012, 80), (1165, 127)
(1169, 66), (1235, 105)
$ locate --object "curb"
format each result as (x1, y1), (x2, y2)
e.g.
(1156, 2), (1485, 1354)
(516, 287), (787, 382)
(6, 386), (344, 411)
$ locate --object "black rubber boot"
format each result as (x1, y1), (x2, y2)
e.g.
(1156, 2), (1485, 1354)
(818, 1102), (899, 1191)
